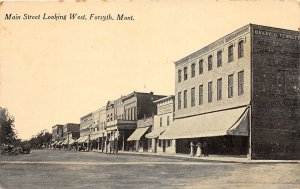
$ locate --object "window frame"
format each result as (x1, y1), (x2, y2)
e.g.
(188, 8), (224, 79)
(191, 87), (195, 107)
(191, 63), (195, 78)
(208, 55), (213, 71)
(199, 85), (203, 105)
(178, 92), (182, 110)
(238, 71), (244, 95)
(183, 90), (187, 108)
(199, 59), (203, 74)
(160, 117), (162, 127)
(228, 45), (234, 63)
(228, 74), (234, 98)
(238, 40), (244, 59)
(208, 81), (213, 103)
(178, 69), (182, 83)
(184, 67), (188, 80)
(167, 116), (170, 126)
(217, 78), (222, 100)
(217, 50), (222, 67)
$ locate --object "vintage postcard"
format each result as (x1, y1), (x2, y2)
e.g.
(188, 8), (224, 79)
(0, 1), (299, 189)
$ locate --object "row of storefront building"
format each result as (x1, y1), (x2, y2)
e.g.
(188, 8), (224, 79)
(52, 24), (300, 160)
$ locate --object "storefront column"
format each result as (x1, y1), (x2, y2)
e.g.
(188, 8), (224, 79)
(122, 133), (125, 151)
(109, 131), (112, 153)
(101, 133), (105, 153)
(97, 137), (100, 150)
(116, 129), (119, 153)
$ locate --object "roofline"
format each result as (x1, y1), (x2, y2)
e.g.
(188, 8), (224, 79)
(153, 95), (175, 104)
(174, 23), (251, 66)
(174, 23), (299, 66)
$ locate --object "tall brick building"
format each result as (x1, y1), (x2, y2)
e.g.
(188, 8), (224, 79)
(51, 124), (63, 142)
(160, 24), (300, 160)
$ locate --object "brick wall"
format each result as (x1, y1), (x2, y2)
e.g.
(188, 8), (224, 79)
(251, 24), (300, 159)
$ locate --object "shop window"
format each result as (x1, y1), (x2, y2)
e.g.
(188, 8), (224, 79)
(167, 140), (171, 147)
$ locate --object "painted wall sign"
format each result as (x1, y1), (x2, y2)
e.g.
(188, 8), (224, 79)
(254, 29), (300, 41)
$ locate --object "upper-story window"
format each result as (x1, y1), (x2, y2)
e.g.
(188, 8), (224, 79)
(133, 107), (136, 120)
(110, 113), (113, 121)
(208, 55), (213, 71)
(217, 50), (222, 67)
(184, 90), (187, 108)
(228, 74), (234, 98)
(199, 59), (203, 74)
(217, 78), (222, 100)
(199, 85), (203, 105)
(184, 67), (188, 80)
(167, 116), (170, 126)
(238, 40), (244, 59)
(160, 117), (162, 127)
(191, 87), (195, 107)
(191, 63), (195, 78)
(228, 45), (234, 63)
(178, 69), (182, 83)
(208, 81), (213, 103)
(178, 92), (182, 110)
(238, 71), (244, 95)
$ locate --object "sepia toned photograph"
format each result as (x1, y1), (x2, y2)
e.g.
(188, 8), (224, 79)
(0, 1), (299, 188)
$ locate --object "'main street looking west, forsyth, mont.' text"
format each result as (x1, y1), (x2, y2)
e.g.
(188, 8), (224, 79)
(4, 13), (134, 21)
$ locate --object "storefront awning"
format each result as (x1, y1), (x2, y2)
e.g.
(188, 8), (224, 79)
(90, 132), (107, 140)
(160, 106), (249, 140)
(68, 138), (75, 145)
(75, 135), (89, 143)
(127, 127), (151, 141)
(62, 139), (68, 145)
(145, 128), (166, 139)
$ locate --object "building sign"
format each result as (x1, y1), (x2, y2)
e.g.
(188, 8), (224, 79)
(158, 104), (173, 115)
(254, 29), (300, 41)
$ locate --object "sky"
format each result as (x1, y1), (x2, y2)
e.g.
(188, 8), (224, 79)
(0, 0), (299, 140)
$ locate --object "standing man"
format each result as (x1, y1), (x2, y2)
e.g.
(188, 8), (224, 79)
(190, 141), (195, 157)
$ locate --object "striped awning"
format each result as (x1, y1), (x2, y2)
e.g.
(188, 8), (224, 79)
(127, 127), (151, 141)
(75, 135), (89, 143)
(145, 128), (166, 139)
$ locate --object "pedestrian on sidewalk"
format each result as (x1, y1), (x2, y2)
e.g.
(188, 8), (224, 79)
(203, 141), (209, 157)
(190, 141), (195, 157)
(196, 141), (202, 157)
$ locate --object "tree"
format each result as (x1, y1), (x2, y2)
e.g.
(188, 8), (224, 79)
(29, 129), (52, 149)
(0, 107), (17, 145)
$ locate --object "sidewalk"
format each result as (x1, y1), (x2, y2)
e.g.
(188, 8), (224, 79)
(93, 150), (300, 164)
